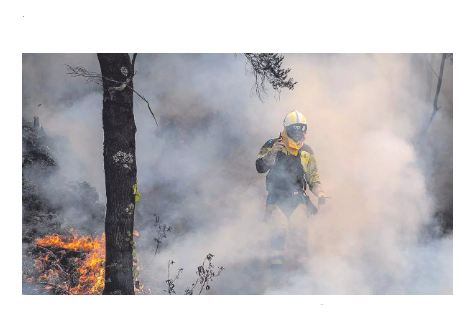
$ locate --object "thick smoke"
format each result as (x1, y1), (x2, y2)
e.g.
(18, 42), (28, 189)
(22, 53), (452, 294)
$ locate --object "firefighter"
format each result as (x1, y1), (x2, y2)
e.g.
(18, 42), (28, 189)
(256, 110), (327, 265)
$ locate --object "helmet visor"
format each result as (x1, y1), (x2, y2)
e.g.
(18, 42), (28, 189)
(286, 124), (307, 142)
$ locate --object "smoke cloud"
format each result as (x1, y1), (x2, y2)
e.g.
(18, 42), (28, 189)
(22, 53), (452, 294)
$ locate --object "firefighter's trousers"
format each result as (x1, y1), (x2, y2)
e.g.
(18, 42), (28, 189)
(266, 201), (310, 265)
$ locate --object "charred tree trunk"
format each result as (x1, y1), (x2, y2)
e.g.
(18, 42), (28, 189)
(98, 53), (137, 295)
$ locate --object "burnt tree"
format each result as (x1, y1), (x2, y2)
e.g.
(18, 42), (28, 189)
(98, 53), (137, 295)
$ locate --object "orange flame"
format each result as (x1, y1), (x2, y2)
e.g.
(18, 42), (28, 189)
(34, 231), (105, 295)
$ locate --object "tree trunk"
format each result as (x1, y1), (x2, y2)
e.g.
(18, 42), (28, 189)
(98, 53), (137, 295)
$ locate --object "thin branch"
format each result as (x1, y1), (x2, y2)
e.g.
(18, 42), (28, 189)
(128, 86), (159, 126)
(66, 65), (102, 79)
(65, 63), (158, 126)
(433, 53), (447, 113)
(426, 53), (447, 130)
(420, 53), (448, 137)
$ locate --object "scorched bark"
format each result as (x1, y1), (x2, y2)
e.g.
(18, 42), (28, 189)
(98, 53), (137, 295)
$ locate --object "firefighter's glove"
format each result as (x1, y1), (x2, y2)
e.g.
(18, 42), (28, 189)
(263, 141), (285, 166)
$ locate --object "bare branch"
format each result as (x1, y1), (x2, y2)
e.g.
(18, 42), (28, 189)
(426, 53), (447, 130)
(66, 63), (158, 126)
(65, 64), (104, 86)
(433, 53), (447, 113)
(127, 86), (159, 126)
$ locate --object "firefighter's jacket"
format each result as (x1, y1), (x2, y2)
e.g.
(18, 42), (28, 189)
(256, 138), (321, 197)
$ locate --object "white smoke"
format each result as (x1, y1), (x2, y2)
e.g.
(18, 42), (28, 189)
(22, 53), (452, 294)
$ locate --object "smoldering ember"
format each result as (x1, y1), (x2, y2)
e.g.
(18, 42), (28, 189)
(22, 54), (452, 295)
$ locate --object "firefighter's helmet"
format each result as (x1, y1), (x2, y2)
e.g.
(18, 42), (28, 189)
(283, 110), (307, 127)
(283, 110), (308, 142)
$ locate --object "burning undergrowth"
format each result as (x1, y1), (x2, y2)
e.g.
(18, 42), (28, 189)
(25, 230), (105, 294)
(24, 228), (224, 295)
(22, 117), (111, 294)
(24, 229), (147, 295)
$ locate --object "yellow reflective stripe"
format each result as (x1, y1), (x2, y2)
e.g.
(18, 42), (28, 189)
(300, 150), (311, 173)
(300, 150), (321, 189)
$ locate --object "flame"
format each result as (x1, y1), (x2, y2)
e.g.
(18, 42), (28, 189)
(33, 231), (105, 295)
(29, 229), (147, 294)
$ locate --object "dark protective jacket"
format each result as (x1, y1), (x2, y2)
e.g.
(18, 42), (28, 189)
(256, 138), (321, 204)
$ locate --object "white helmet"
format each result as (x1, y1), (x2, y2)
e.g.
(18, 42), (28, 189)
(283, 110), (307, 127)
(283, 110), (308, 142)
